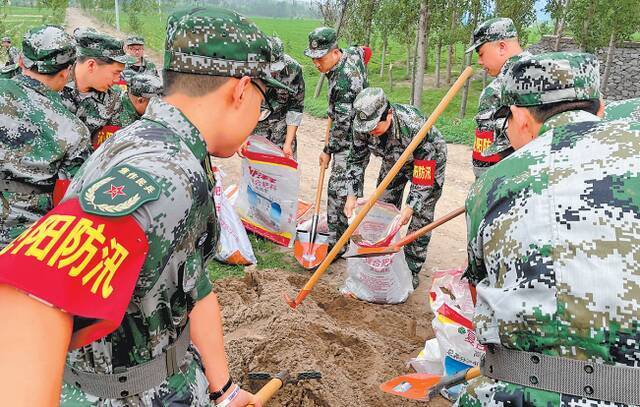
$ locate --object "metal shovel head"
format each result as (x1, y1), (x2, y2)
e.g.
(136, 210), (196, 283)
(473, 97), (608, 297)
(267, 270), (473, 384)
(294, 229), (329, 269)
(379, 373), (442, 401)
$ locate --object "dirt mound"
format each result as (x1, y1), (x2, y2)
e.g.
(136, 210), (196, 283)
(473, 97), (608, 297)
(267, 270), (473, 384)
(215, 269), (449, 406)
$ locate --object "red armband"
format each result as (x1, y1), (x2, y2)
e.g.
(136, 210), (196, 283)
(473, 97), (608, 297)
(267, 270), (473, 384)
(412, 159), (436, 186)
(472, 129), (501, 163)
(92, 125), (121, 150)
(52, 179), (71, 207)
(362, 46), (372, 65)
(0, 198), (148, 349)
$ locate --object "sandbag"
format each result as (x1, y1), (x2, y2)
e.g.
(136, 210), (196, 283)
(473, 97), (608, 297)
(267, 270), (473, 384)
(341, 200), (413, 304)
(236, 135), (301, 247)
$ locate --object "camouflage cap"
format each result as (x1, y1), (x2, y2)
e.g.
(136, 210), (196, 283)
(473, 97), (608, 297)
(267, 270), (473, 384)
(270, 36), (285, 72)
(125, 36), (145, 46)
(74, 28), (135, 64)
(164, 7), (290, 91)
(466, 18), (517, 53)
(353, 87), (389, 133)
(304, 27), (337, 59)
(129, 73), (163, 98)
(494, 52), (601, 119)
(1, 36), (10, 43)
(22, 25), (76, 74)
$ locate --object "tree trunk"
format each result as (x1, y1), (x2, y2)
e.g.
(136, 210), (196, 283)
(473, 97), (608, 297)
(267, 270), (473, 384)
(410, 28), (419, 103)
(388, 63), (394, 90)
(601, 30), (616, 98)
(581, 0), (597, 51)
(554, 0), (571, 51)
(412, 0), (429, 107)
(314, 0), (349, 98)
(460, 0), (480, 119)
(406, 40), (412, 80)
(379, 33), (388, 77)
(424, 8), (431, 72)
(446, 7), (456, 84)
(435, 38), (441, 87)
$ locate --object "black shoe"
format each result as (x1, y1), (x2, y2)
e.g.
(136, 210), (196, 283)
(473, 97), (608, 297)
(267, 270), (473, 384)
(412, 274), (420, 289)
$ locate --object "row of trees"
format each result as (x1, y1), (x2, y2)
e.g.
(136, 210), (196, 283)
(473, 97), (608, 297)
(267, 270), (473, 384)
(317, 0), (639, 109)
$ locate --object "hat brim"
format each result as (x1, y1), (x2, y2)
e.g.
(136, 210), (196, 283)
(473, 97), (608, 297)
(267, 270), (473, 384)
(262, 75), (293, 93)
(304, 48), (330, 59)
(353, 116), (380, 134)
(271, 60), (286, 72)
(481, 133), (512, 157)
(492, 105), (510, 120)
(126, 41), (144, 46)
(111, 55), (137, 64)
(466, 41), (483, 54)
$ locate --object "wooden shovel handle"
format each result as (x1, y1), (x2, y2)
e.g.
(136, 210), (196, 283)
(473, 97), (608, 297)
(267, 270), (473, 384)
(313, 118), (332, 213)
(393, 206), (465, 249)
(246, 370), (290, 406)
(287, 67), (474, 308)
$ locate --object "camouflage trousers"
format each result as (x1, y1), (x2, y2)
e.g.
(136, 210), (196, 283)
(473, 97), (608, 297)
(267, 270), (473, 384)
(60, 348), (210, 406)
(0, 191), (51, 248)
(254, 118), (297, 158)
(456, 376), (618, 407)
(377, 160), (442, 276)
(327, 150), (349, 249)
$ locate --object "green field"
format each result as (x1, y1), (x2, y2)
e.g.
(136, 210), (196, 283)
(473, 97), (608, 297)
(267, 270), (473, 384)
(90, 9), (484, 146)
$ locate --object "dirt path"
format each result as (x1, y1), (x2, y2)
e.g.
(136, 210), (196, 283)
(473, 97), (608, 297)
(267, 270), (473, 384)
(65, 8), (475, 406)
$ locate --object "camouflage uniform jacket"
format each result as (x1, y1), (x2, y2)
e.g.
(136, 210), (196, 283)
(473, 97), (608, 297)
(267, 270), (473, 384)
(5, 45), (20, 65)
(61, 79), (123, 141)
(346, 103), (446, 213)
(60, 98), (218, 406)
(110, 91), (141, 129)
(473, 52), (532, 159)
(604, 97), (640, 122)
(122, 58), (159, 83)
(459, 110), (640, 406)
(0, 75), (91, 246)
(325, 47), (368, 154)
(253, 53), (305, 137)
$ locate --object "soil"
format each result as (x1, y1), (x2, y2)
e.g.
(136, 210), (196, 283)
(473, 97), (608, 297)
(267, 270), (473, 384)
(65, 8), (476, 406)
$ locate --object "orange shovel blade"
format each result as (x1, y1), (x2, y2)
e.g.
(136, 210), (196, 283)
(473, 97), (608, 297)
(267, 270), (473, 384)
(294, 239), (328, 269)
(379, 373), (442, 401)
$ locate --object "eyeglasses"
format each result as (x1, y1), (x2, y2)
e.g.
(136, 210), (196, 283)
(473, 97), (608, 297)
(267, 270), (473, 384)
(251, 80), (272, 122)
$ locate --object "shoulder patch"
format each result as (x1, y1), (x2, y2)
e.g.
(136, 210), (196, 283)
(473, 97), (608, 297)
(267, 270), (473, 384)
(80, 165), (161, 217)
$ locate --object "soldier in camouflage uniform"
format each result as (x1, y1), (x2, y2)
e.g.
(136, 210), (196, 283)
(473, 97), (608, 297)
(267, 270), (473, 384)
(61, 29), (135, 147)
(253, 36), (304, 157)
(93, 73), (163, 149)
(345, 88), (446, 288)
(121, 36), (159, 83)
(1, 36), (21, 79)
(604, 97), (640, 122)
(0, 7), (289, 406)
(458, 52), (640, 407)
(467, 18), (531, 179)
(0, 25), (91, 247)
(304, 26), (368, 251)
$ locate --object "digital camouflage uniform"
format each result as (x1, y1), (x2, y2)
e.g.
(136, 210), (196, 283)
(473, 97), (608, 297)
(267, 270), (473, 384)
(54, 8), (289, 406)
(468, 18), (530, 179)
(253, 36), (305, 155)
(0, 25), (90, 247)
(110, 73), (163, 129)
(458, 53), (640, 407)
(604, 97), (640, 122)
(304, 27), (368, 247)
(61, 30), (135, 146)
(1, 37), (21, 79)
(347, 88), (446, 284)
(121, 36), (159, 84)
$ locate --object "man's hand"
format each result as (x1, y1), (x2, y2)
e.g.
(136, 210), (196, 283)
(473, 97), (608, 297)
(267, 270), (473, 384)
(319, 151), (331, 169)
(344, 195), (358, 219)
(282, 142), (294, 158)
(213, 387), (262, 407)
(399, 206), (414, 226)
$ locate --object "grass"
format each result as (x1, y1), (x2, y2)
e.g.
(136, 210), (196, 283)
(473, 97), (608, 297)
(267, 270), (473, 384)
(208, 234), (306, 281)
(1, 6), (60, 50)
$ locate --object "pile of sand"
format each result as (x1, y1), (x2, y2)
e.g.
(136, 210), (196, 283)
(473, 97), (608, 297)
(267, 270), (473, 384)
(215, 269), (450, 406)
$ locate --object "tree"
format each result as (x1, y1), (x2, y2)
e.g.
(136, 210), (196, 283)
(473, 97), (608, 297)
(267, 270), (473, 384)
(495, 0), (536, 45)
(411, 0), (430, 106)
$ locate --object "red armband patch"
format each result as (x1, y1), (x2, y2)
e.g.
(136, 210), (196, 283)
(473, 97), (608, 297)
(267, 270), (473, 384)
(362, 46), (372, 65)
(472, 130), (500, 162)
(52, 179), (71, 207)
(412, 159), (436, 186)
(0, 198), (147, 349)
(92, 125), (121, 150)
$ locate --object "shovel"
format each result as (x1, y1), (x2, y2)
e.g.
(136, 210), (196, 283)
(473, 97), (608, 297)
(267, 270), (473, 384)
(343, 206), (465, 258)
(284, 67), (474, 309)
(293, 118), (332, 269)
(380, 366), (481, 401)
(247, 370), (322, 406)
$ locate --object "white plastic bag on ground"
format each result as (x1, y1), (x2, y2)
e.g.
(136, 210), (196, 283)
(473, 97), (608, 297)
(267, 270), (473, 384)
(212, 168), (257, 265)
(340, 200), (413, 304)
(236, 135), (300, 247)
(409, 268), (485, 400)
